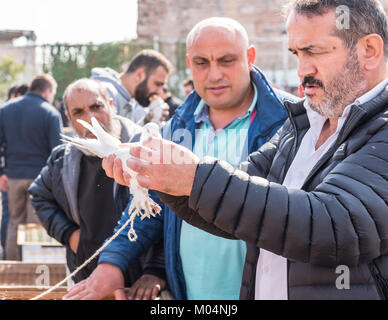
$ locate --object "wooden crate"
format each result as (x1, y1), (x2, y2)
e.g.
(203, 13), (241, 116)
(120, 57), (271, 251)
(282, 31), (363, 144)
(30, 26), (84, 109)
(0, 287), (67, 300)
(0, 261), (68, 287)
(17, 224), (61, 246)
(17, 224), (66, 263)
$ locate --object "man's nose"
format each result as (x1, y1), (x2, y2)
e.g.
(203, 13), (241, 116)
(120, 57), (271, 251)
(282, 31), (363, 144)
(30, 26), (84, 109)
(297, 56), (317, 80)
(155, 86), (164, 96)
(82, 110), (97, 123)
(208, 64), (223, 82)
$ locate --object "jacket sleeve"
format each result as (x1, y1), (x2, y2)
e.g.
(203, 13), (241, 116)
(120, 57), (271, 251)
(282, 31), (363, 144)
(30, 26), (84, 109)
(28, 151), (79, 246)
(188, 124), (388, 268)
(98, 190), (164, 275)
(155, 122), (288, 239)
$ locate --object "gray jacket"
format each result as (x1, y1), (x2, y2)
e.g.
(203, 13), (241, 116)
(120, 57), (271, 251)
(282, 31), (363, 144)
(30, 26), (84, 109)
(91, 67), (146, 122)
(159, 87), (388, 300)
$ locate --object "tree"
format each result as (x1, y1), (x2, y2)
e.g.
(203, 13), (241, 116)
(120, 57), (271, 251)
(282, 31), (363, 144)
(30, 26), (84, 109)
(0, 56), (24, 103)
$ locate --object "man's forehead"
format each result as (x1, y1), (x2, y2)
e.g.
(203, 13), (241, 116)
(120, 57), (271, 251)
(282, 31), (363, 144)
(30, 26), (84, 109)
(188, 28), (245, 57)
(287, 10), (339, 48)
(67, 88), (105, 106)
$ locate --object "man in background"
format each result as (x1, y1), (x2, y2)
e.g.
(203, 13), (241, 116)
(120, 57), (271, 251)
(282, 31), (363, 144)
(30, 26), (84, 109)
(0, 74), (62, 260)
(160, 86), (182, 119)
(91, 49), (172, 124)
(183, 77), (194, 98)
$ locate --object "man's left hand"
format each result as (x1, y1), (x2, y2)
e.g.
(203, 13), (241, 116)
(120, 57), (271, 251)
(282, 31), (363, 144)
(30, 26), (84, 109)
(128, 274), (166, 300)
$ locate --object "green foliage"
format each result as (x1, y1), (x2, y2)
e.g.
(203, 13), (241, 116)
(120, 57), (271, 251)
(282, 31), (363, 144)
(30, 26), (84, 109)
(41, 39), (189, 101)
(0, 56), (24, 102)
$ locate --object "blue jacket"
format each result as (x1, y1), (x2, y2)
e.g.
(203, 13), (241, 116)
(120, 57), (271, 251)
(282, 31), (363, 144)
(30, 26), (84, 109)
(98, 66), (298, 299)
(0, 93), (63, 179)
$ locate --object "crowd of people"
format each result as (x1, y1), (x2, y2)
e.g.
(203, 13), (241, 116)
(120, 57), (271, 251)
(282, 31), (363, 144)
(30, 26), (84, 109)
(0, 0), (388, 301)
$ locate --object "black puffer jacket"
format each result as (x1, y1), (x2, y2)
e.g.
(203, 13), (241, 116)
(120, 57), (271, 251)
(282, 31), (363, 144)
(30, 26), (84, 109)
(159, 88), (388, 300)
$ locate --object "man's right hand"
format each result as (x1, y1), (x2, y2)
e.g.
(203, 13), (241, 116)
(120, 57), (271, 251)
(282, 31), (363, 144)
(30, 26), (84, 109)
(69, 229), (80, 254)
(62, 263), (125, 300)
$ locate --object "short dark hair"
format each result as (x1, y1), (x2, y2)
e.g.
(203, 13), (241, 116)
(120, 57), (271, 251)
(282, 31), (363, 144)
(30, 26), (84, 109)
(183, 77), (194, 87)
(285, 0), (388, 56)
(7, 86), (17, 99)
(29, 74), (57, 95)
(15, 84), (29, 96)
(125, 49), (172, 77)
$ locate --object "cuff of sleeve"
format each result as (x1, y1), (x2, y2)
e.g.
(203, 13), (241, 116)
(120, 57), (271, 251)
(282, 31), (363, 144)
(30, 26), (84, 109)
(98, 252), (129, 276)
(188, 156), (218, 211)
(62, 225), (79, 247)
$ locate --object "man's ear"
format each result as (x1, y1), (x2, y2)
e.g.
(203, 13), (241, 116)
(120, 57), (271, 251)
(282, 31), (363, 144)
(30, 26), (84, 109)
(247, 45), (256, 71)
(66, 111), (70, 120)
(134, 68), (147, 84)
(357, 34), (384, 71)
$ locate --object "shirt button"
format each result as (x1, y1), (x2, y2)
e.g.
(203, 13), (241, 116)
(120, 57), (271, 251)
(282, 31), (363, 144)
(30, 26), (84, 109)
(264, 266), (270, 273)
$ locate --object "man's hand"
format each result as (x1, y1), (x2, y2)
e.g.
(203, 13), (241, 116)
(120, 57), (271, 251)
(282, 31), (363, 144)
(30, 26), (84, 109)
(160, 102), (170, 121)
(69, 229), (80, 254)
(128, 136), (199, 196)
(101, 137), (199, 196)
(145, 102), (170, 123)
(0, 174), (8, 192)
(128, 274), (166, 300)
(62, 263), (125, 300)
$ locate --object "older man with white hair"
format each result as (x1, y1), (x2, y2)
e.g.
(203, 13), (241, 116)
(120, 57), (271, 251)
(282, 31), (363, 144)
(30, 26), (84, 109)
(64, 17), (295, 300)
(29, 78), (167, 300)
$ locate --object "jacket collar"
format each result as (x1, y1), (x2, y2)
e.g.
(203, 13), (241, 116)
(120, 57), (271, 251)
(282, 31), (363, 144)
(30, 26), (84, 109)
(172, 66), (288, 151)
(61, 117), (136, 226)
(25, 92), (48, 103)
(283, 84), (388, 134)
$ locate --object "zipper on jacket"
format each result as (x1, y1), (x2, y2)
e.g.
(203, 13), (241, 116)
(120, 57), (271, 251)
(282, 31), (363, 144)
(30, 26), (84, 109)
(369, 262), (388, 300)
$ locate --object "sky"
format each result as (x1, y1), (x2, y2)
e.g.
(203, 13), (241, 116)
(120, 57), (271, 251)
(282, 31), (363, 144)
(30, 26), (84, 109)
(0, 0), (138, 45)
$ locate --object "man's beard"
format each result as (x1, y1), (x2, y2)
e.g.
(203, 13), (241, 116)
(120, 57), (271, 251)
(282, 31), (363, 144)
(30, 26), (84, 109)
(134, 77), (154, 107)
(303, 50), (369, 118)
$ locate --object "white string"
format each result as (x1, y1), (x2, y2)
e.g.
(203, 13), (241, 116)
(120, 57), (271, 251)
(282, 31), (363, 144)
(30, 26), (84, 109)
(30, 202), (139, 300)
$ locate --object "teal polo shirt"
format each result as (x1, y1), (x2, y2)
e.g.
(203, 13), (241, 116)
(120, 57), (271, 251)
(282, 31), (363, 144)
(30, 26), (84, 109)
(180, 83), (257, 300)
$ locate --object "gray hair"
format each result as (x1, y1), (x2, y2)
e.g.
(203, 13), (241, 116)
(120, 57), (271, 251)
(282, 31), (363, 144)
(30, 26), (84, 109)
(186, 17), (249, 50)
(284, 0), (388, 57)
(63, 78), (112, 113)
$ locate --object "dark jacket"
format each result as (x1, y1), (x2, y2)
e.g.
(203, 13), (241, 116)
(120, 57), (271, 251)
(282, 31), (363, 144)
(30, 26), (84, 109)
(160, 87), (388, 300)
(98, 66), (297, 299)
(29, 117), (165, 284)
(0, 92), (62, 178)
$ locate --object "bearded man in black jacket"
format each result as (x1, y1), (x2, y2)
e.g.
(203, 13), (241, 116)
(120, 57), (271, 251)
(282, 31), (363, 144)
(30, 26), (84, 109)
(104, 0), (388, 300)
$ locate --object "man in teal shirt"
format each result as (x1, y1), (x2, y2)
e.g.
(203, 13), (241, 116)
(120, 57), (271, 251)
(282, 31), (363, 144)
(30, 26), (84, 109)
(64, 17), (295, 300)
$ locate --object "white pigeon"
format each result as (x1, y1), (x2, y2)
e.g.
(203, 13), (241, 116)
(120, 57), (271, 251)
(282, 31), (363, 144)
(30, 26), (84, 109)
(61, 117), (162, 241)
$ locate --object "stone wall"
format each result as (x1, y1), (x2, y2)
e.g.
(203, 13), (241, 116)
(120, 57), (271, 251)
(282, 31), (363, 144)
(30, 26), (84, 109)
(137, 0), (388, 87)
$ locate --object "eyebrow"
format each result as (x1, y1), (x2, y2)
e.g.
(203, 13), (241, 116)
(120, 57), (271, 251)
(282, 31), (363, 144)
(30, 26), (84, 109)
(70, 102), (103, 115)
(191, 53), (239, 62)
